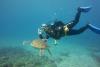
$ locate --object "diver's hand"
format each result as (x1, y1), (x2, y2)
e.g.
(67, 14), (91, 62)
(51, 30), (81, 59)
(54, 40), (58, 46)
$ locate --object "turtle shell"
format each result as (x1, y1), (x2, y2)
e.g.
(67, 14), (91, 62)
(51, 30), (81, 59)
(31, 39), (47, 49)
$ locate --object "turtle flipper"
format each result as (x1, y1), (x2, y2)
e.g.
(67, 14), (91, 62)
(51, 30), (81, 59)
(39, 49), (44, 56)
(23, 40), (31, 45)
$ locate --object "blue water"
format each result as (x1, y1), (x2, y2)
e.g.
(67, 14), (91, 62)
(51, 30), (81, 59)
(0, 0), (100, 67)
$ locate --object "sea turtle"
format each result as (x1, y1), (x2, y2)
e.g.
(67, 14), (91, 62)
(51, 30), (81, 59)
(23, 39), (52, 56)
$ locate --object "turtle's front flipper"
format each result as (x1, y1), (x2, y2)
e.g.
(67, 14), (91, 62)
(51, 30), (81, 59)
(39, 49), (44, 56)
(23, 40), (31, 45)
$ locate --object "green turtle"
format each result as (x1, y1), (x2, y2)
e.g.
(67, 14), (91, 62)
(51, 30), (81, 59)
(23, 39), (52, 56)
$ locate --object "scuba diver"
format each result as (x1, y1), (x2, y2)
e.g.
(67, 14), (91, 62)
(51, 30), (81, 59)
(38, 6), (100, 45)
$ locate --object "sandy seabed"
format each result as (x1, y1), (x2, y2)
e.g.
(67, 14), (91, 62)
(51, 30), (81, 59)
(0, 42), (100, 67)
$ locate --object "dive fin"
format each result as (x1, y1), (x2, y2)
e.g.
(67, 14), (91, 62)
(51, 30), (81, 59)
(78, 6), (92, 12)
(88, 24), (100, 34)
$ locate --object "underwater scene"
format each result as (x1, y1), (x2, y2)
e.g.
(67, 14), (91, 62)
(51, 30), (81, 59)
(0, 0), (100, 67)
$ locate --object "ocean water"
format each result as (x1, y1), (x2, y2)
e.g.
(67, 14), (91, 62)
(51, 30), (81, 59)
(0, 0), (100, 67)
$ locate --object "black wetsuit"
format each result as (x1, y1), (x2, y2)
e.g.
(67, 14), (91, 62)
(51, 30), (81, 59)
(66, 10), (88, 36)
(39, 8), (88, 40)
(39, 7), (100, 40)
(46, 10), (88, 40)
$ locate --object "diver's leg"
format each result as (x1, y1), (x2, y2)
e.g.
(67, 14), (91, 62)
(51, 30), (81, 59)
(67, 10), (81, 29)
(67, 7), (91, 29)
(67, 25), (88, 35)
(88, 24), (100, 34)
